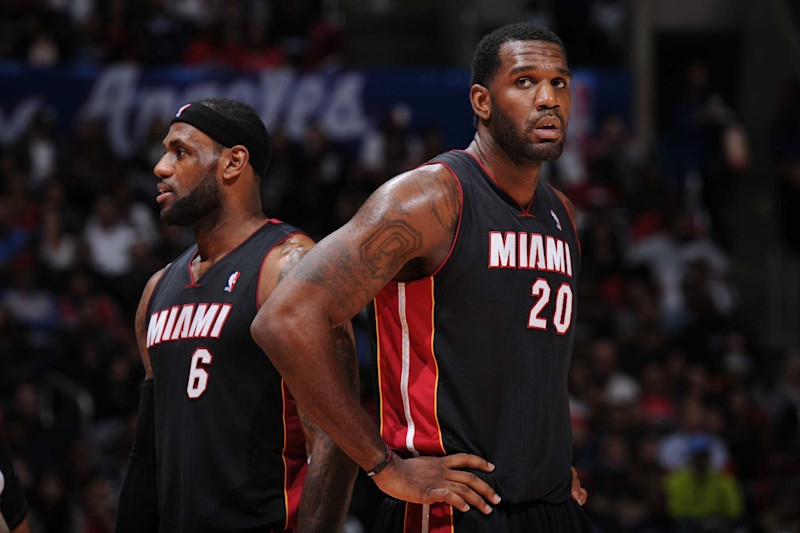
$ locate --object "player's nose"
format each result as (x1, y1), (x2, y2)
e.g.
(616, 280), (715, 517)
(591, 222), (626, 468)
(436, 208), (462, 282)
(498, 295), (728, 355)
(154, 154), (173, 179)
(534, 82), (558, 110)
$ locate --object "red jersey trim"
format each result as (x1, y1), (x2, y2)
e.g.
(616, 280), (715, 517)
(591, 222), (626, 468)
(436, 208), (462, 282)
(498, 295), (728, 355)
(187, 219), (273, 286)
(458, 150), (536, 214)
(421, 160), (464, 279)
(403, 502), (454, 533)
(374, 279), (445, 458)
(280, 379), (307, 530)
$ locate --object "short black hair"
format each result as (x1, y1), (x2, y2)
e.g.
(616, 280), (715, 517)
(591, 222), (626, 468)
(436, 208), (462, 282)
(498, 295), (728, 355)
(197, 98), (270, 177)
(470, 23), (567, 88)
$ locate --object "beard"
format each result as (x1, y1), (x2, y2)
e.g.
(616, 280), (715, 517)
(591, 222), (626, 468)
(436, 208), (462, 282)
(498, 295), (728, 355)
(490, 105), (565, 164)
(160, 163), (222, 227)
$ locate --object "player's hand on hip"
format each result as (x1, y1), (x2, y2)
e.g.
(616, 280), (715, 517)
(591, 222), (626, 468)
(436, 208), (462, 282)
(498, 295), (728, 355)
(571, 466), (588, 506)
(371, 453), (501, 514)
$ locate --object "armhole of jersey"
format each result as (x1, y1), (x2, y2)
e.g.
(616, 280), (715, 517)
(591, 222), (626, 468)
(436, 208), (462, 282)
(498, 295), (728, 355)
(145, 264), (170, 318)
(549, 183), (582, 255)
(424, 160), (464, 278)
(255, 230), (310, 309)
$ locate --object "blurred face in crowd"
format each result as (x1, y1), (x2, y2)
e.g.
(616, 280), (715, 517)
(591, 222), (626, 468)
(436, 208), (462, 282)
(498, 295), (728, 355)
(154, 123), (222, 227)
(481, 39), (572, 163)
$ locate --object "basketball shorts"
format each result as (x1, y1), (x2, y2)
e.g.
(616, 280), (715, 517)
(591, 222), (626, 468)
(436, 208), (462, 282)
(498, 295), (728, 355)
(373, 496), (592, 533)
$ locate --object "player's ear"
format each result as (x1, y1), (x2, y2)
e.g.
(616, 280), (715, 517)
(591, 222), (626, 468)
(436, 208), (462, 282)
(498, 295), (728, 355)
(221, 145), (249, 181)
(470, 84), (491, 122)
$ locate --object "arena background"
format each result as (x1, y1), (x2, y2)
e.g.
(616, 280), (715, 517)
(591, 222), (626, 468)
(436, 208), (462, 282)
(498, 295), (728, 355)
(1, 0), (799, 531)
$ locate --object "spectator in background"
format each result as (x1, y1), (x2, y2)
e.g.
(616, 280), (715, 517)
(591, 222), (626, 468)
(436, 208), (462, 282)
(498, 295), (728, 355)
(22, 110), (59, 192)
(38, 210), (77, 277)
(626, 211), (731, 333)
(75, 473), (115, 533)
(4, 174), (39, 234)
(57, 269), (127, 344)
(83, 195), (137, 281)
(0, 199), (30, 271)
(110, 182), (159, 250)
(658, 399), (730, 473)
(1, 261), (60, 350)
(591, 337), (640, 406)
(28, 468), (76, 533)
(664, 435), (743, 531)
(359, 104), (422, 179)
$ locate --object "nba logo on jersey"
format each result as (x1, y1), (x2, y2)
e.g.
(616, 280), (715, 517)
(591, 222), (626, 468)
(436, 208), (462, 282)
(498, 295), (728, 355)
(224, 271), (240, 293)
(176, 103), (191, 117)
(550, 210), (562, 231)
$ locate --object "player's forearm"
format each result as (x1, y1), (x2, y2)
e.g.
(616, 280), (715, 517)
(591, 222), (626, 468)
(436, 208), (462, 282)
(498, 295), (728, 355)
(296, 434), (357, 533)
(115, 381), (159, 533)
(251, 305), (387, 471)
(295, 324), (359, 532)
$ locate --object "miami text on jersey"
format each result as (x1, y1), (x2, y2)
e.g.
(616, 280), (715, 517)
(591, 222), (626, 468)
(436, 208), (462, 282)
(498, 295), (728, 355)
(488, 231), (573, 276)
(146, 303), (232, 348)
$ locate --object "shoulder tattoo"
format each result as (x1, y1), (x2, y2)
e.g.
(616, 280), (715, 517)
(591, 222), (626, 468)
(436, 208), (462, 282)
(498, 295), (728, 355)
(277, 238), (310, 282)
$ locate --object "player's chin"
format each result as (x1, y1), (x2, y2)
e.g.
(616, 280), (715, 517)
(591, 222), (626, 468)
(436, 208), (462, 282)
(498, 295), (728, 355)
(531, 141), (564, 161)
(159, 205), (178, 224)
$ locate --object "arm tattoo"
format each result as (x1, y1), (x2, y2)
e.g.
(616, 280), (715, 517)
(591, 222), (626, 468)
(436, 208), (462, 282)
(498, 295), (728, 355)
(414, 172), (462, 234)
(360, 220), (423, 279)
(294, 173), (458, 312)
(277, 238), (310, 283)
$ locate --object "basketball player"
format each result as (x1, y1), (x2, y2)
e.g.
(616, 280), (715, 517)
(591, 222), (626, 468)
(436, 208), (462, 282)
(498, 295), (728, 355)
(252, 23), (591, 531)
(115, 98), (358, 532)
(0, 433), (30, 533)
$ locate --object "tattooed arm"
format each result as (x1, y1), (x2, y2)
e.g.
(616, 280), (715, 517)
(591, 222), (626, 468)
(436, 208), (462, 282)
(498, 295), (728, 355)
(252, 166), (501, 515)
(259, 235), (358, 533)
(294, 327), (358, 532)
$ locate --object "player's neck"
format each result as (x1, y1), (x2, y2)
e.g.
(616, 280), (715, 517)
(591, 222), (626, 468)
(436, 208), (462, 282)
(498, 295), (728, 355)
(193, 208), (267, 264)
(466, 133), (543, 207)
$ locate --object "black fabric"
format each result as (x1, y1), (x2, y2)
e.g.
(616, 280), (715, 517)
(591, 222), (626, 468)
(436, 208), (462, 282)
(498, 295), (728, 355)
(0, 433), (28, 530)
(171, 102), (270, 177)
(146, 220), (307, 532)
(132, 379), (156, 460)
(373, 497), (592, 533)
(430, 150), (581, 504)
(372, 149), (582, 505)
(116, 380), (158, 533)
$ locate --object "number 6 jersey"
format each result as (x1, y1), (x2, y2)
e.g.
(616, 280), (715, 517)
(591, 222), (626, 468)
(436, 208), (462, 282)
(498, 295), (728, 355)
(146, 220), (307, 532)
(373, 150), (581, 509)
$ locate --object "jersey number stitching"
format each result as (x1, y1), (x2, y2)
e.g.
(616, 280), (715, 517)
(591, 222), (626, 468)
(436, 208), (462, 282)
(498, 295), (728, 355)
(187, 347), (213, 399)
(528, 278), (573, 334)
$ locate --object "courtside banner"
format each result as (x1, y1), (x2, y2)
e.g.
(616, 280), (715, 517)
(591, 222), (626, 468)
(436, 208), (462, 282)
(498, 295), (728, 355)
(0, 62), (629, 156)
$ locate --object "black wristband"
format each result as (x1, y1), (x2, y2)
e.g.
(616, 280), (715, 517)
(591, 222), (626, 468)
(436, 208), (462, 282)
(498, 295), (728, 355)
(365, 445), (393, 477)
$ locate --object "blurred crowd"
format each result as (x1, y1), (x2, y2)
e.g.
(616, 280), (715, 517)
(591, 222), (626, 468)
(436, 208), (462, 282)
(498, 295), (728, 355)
(0, 0), (343, 68)
(1, 1), (799, 533)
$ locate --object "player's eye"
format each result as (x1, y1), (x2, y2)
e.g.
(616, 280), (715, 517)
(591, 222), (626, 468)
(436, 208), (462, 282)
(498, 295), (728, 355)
(552, 78), (567, 89)
(516, 77), (533, 88)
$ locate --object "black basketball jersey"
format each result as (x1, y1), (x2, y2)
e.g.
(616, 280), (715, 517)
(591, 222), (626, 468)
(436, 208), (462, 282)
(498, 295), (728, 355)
(373, 150), (581, 514)
(0, 432), (28, 530)
(146, 220), (307, 533)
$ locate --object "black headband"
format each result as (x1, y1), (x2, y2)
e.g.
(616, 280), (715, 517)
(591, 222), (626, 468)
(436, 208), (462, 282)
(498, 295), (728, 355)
(170, 102), (269, 177)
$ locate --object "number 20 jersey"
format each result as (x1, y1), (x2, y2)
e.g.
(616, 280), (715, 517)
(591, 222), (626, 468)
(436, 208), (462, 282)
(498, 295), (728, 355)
(145, 220), (306, 532)
(373, 150), (581, 505)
